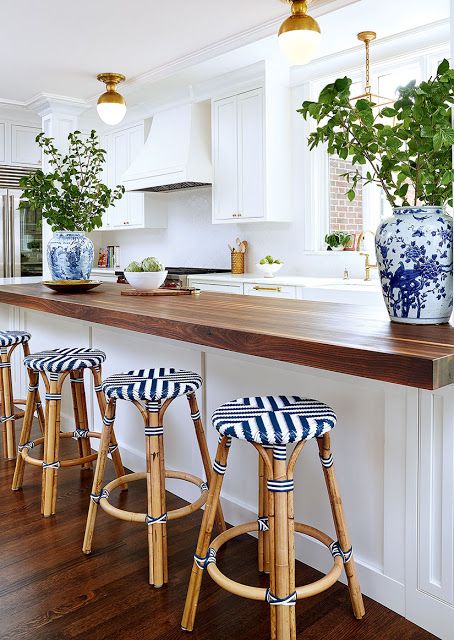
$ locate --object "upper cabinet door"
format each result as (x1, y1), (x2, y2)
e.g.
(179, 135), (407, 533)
(127, 125), (145, 227)
(212, 96), (238, 221)
(237, 88), (264, 220)
(110, 129), (130, 227)
(11, 124), (41, 167)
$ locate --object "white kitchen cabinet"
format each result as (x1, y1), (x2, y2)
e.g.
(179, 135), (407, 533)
(11, 124), (42, 167)
(189, 280), (243, 294)
(0, 121), (41, 167)
(244, 282), (296, 299)
(212, 64), (291, 224)
(100, 122), (167, 231)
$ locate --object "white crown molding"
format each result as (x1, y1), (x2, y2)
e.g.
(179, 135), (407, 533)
(85, 0), (359, 104)
(26, 93), (90, 117)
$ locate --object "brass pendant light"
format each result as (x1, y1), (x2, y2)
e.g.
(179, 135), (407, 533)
(351, 32), (393, 107)
(97, 73), (127, 126)
(278, 0), (321, 66)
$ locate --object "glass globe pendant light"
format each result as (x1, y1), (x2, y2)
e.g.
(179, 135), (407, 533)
(96, 73), (126, 126)
(278, 0), (321, 66)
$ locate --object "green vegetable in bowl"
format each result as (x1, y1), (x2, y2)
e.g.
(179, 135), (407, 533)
(124, 261), (143, 272)
(142, 256), (164, 272)
(260, 255), (282, 265)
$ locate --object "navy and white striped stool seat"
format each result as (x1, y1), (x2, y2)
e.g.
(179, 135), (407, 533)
(212, 395), (336, 445)
(102, 368), (202, 402)
(24, 348), (106, 372)
(0, 330), (31, 347)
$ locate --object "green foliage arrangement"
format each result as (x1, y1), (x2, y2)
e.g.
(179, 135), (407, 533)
(19, 130), (124, 232)
(324, 231), (352, 249)
(298, 59), (454, 208)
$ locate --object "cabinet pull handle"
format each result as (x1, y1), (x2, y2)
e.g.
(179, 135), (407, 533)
(253, 286), (282, 292)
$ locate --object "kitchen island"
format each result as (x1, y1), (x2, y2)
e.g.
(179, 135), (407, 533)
(1, 282), (453, 638)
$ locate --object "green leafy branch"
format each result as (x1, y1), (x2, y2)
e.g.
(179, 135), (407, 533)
(298, 59), (454, 209)
(19, 129), (125, 232)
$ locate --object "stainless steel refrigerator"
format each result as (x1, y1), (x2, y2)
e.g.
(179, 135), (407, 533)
(0, 188), (42, 277)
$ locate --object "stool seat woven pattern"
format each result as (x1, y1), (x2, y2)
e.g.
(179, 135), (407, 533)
(24, 348), (106, 372)
(102, 368), (202, 401)
(0, 330), (31, 347)
(212, 395), (336, 445)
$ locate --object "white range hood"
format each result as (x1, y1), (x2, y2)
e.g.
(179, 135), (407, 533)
(121, 102), (212, 192)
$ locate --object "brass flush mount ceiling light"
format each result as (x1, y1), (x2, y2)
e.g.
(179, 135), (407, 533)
(97, 73), (126, 126)
(278, 0), (321, 66)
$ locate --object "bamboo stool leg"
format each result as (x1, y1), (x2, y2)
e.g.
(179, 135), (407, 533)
(83, 399), (116, 554)
(317, 434), (365, 620)
(145, 401), (167, 587)
(11, 370), (39, 490)
(181, 436), (231, 632)
(1, 346), (16, 459)
(158, 418), (168, 585)
(258, 454), (265, 573)
(187, 393), (226, 533)
(70, 370), (92, 469)
(40, 373), (50, 515)
(42, 374), (63, 517)
(22, 342), (45, 435)
(92, 366), (127, 488)
(267, 448), (294, 640)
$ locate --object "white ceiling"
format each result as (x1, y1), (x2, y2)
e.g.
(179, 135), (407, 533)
(1, 0), (450, 105)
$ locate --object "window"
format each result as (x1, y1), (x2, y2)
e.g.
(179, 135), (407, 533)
(315, 46), (450, 248)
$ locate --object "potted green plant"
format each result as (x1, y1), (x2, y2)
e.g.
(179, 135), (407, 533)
(298, 59), (454, 325)
(19, 130), (124, 281)
(324, 231), (352, 251)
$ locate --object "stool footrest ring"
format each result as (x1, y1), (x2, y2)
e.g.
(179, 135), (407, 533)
(19, 431), (102, 468)
(202, 521), (343, 602)
(99, 469), (209, 523)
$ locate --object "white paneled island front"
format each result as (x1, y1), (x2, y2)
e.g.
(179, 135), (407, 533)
(1, 281), (453, 639)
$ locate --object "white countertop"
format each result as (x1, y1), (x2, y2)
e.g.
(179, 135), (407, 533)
(187, 272), (381, 290)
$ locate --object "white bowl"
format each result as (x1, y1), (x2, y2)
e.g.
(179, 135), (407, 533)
(256, 263), (283, 278)
(125, 270), (168, 291)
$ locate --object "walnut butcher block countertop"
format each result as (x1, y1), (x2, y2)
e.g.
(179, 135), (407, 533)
(1, 282), (454, 390)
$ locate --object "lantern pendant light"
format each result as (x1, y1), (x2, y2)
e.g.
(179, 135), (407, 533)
(351, 32), (393, 107)
(97, 73), (127, 126)
(278, 0), (322, 66)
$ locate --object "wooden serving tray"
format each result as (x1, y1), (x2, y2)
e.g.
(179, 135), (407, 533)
(121, 287), (201, 296)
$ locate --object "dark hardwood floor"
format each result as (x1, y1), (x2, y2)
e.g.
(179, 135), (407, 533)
(0, 430), (438, 640)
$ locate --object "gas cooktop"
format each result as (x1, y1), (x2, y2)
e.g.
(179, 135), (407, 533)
(166, 267), (231, 275)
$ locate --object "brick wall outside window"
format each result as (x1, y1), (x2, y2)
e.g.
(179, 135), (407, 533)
(329, 157), (363, 235)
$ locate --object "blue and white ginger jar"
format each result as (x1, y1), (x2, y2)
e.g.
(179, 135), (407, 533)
(375, 206), (453, 324)
(47, 231), (94, 281)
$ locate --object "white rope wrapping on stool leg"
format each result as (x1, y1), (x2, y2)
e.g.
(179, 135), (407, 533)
(267, 479), (294, 493)
(90, 489), (110, 504)
(103, 416), (115, 426)
(330, 541), (353, 563)
(70, 377), (84, 383)
(42, 461), (60, 469)
(73, 429), (90, 439)
(18, 441), (35, 452)
(191, 410), (201, 421)
(273, 445), (287, 460)
(28, 383), (39, 392)
(199, 481), (209, 493)
(0, 346), (8, 355)
(213, 460), (227, 475)
(319, 453), (334, 468)
(108, 443), (118, 454)
(194, 547), (217, 570)
(144, 426), (164, 437)
(265, 589), (297, 606)
(0, 361), (11, 369)
(145, 513), (168, 525)
(94, 385), (103, 393)
(145, 401), (160, 413)
(218, 434), (232, 448)
(49, 372), (59, 381)
(258, 516), (269, 531)
(1, 415), (14, 423)
(45, 393), (61, 401)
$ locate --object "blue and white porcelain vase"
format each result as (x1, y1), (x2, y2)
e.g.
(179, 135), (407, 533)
(47, 231), (94, 281)
(375, 206), (453, 324)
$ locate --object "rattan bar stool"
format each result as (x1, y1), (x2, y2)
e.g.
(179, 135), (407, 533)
(182, 395), (365, 640)
(0, 331), (45, 459)
(83, 367), (225, 588)
(11, 347), (125, 517)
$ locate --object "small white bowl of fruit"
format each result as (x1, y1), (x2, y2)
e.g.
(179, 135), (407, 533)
(256, 255), (283, 278)
(124, 257), (168, 291)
